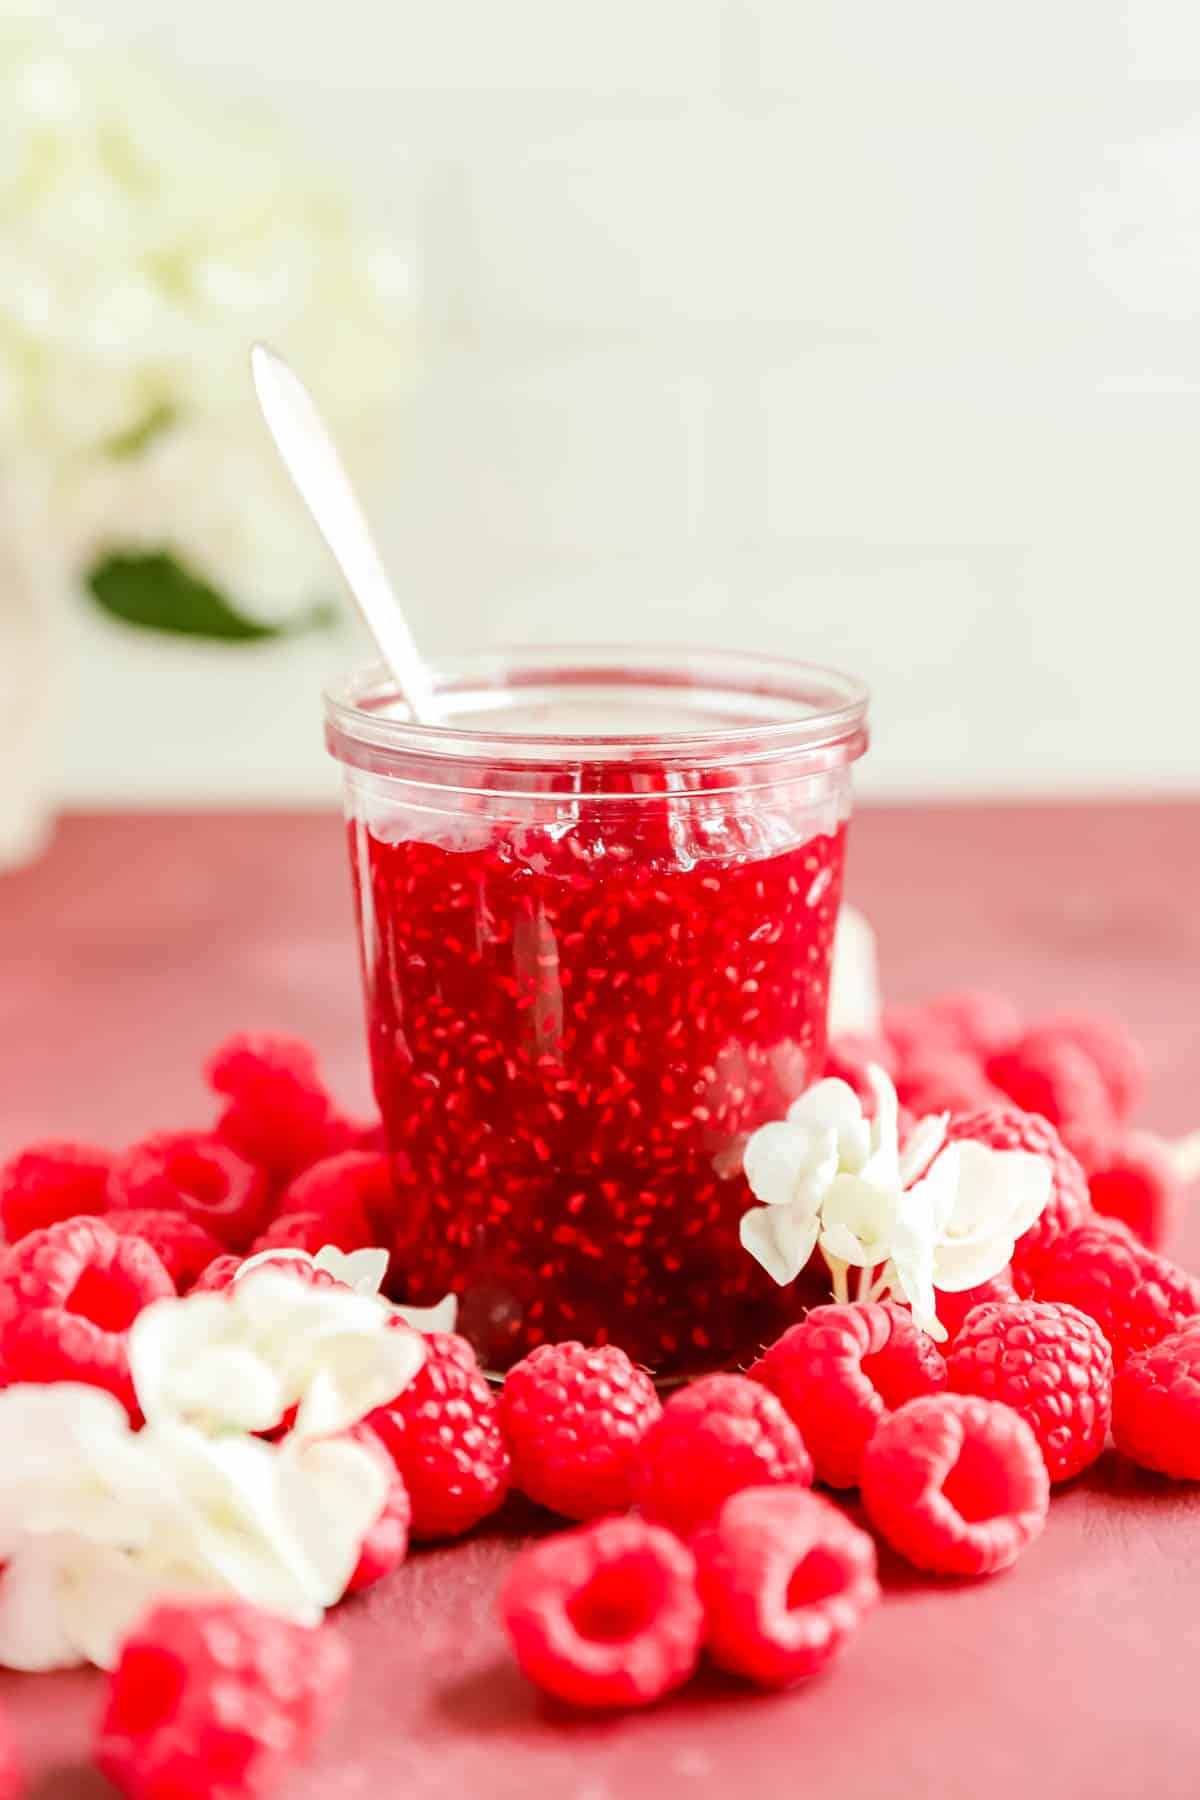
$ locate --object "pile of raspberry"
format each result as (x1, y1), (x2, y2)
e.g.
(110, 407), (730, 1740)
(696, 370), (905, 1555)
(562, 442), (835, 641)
(2, 1006), (1200, 1792)
(827, 989), (1185, 1252)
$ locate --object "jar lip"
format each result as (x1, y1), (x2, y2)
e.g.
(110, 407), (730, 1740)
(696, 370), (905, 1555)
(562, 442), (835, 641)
(324, 645), (869, 768)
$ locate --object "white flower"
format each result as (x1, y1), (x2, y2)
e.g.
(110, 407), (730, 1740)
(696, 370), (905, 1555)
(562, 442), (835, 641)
(741, 1068), (946, 1286)
(884, 1142), (1050, 1340)
(130, 1267), (426, 1441)
(0, 1381), (389, 1671)
(234, 1243), (458, 1331)
(828, 904), (882, 1038)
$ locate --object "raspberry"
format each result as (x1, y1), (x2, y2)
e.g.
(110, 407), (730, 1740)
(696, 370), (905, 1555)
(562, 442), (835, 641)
(367, 1332), (509, 1538)
(191, 1254), (243, 1292)
(947, 1300), (1113, 1482)
(861, 1393), (1049, 1576)
(249, 1214), (356, 1260)
(882, 1004), (960, 1064)
(934, 1266), (1018, 1343)
(1081, 1129), (1182, 1252)
(1112, 1328), (1200, 1478)
(0, 1218), (172, 1414)
(1031, 1013), (1146, 1121)
(0, 1715), (19, 1800)
(104, 1210), (224, 1293)
(205, 1033), (356, 1182)
(95, 1597), (349, 1800)
(109, 1133), (269, 1253)
(343, 1423), (412, 1592)
(945, 1108), (1091, 1294)
(500, 1341), (662, 1521)
(1036, 1218), (1200, 1367)
(272, 1151), (389, 1247)
(921, 990), (1023, 1058)
(500, 1514), (702, 1709)
(0, 1140), (111, 1243)
(986, 1030), (1113, 1137)
(823, 1034), (898, 1110)
(895, 1051), (1001, 1119)
(692, 1487), (879, 1687)
(634, 1373), (812, 1537)
(749, 1301), (946, 1490)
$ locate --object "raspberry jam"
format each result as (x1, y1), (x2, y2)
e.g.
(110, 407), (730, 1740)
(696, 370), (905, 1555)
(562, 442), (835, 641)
(326, 651), (868, 1379)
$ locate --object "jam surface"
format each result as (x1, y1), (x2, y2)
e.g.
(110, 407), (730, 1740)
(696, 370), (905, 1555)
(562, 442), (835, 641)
(353, 774), (847, 1377)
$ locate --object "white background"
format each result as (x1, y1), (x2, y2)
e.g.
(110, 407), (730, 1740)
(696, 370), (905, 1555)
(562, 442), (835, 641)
(62, 0), (1200, 803)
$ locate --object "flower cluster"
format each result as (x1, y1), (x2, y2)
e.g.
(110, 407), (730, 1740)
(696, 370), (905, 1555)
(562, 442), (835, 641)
(0, 1266), (425, 1671)
(1, 6), (414, 625)
(740, 1067), (1051, 1338)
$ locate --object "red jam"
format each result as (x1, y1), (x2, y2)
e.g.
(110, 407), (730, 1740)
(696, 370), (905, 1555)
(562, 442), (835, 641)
(353, 769), (848, 1379)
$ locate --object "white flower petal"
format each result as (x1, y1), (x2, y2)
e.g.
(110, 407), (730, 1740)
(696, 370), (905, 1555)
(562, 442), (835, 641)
(290, 1322), (425, 1443)
(899, 1113), (950, 1187)
(0, 1536), (87, 1671)
(818, 1174), (900, 1268)
(743, 1121), (836, 1209)
(391, 1292), (459, 1335)
(276, 1436), (390, 1605)
(313, 1246), (390, 1296)
(786, 1079), (865, 1137)
(739, 1203), (820, 1287)
(129, 1291), (234, 1427)
(932, 1237), (1017, 1294)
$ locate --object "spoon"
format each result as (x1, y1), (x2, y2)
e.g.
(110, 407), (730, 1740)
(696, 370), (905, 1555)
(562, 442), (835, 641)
(250, 342), (442, 726)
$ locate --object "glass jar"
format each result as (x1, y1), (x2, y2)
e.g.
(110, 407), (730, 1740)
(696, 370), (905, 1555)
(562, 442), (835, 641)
(325, 647), (869, 1379)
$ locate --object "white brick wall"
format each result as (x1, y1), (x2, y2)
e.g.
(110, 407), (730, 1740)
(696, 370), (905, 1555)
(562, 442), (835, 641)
(57, 0), (1200, 802)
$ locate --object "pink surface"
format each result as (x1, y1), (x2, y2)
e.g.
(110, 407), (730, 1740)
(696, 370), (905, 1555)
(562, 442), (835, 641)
(2, 801), (1199, 1799)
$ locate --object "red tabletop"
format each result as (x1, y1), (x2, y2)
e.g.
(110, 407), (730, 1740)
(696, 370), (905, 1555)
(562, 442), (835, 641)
(2, 802), (1199, 1799)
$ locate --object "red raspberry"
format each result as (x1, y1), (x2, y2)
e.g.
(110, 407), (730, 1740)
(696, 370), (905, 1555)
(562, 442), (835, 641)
(1036, 1218), (1200, 1367)
(634, 1373), (812, 1538)
(104, 1210), (224, 1293)
(934, 1266), (1018, 1343)
(945, 1107), (1091, 1294)
(749, 1301), (946, 1490)
(367, 1332), (509, 1539)
(921, 990), (1023, 1058)
(823, 1034), (898, 1110)
(205, 1033), (356, 1182)
(861, 1393), (1049, 1576)
(500, 1514), (702, 1709)
(272, 1151), (389, 1246)
(692, 1486), (879, 1687)
(342, 1423), (412, 1593)
(95, 1597), (348, 1800)
(1031, 1013), (1146, 1122)
(1080, 1129), (1182, 1252)
(946, 1300), (1113, 1482)
(986, 1029), (1112, 1137)
(0, 1218), (172, 1414)
(500, 1341), (662, 1520)
(0, 1715), (20, 1800)
(249, 1214), (359, 1260)
(895, 1051), (1002, 1119)
(0, 1140), (111, 1243)
(191, 1254), (243, 1292)
(1112, 1328), (1200, 1478)
(108, 1133), (269, 1253)
(881, 1004), (960, 1063)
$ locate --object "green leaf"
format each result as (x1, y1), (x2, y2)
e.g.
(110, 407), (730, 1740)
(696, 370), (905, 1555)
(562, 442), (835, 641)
(86, 551), (337, 642)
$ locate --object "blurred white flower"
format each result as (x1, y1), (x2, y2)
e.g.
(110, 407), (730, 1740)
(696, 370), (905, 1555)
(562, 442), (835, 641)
(0, 7), (414, 621)
(0, 1382), (388, 1670)
(233, 1243), (459, 1330)
(131, 1268), (425, 1441)
(828, 905), (882, 1038)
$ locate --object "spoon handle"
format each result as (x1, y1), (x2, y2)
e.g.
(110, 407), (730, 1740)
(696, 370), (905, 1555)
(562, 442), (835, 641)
(251, 343), (442, 726)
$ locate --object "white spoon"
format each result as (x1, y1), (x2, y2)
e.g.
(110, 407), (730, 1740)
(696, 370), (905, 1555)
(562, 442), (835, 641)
(250, 342), (442, 726)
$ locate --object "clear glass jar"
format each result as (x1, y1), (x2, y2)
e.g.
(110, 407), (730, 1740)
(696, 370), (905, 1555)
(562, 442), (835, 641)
(325, 647), (869, 1379)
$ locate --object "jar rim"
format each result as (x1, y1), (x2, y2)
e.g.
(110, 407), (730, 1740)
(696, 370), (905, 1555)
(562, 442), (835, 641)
(324, 645), (869, 770)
